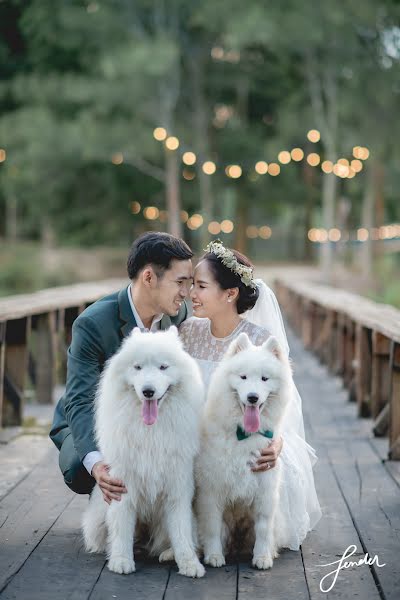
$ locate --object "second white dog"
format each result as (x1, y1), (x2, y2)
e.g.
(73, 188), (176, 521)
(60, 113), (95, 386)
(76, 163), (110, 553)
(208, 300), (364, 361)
(82, 326), (205, 578)
(195, 333), (292, 570)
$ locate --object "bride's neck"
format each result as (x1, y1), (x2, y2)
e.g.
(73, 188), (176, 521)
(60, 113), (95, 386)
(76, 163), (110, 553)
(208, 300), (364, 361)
(209, 312), (242, 338)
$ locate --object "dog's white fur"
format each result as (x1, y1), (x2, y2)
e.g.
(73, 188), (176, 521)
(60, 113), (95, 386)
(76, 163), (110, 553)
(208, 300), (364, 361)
(82, 326), (205, 578)
(195, 333), (292, 570)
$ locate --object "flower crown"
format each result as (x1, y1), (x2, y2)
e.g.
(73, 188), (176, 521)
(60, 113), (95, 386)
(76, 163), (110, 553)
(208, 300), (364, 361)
(204, 239), (256, 289)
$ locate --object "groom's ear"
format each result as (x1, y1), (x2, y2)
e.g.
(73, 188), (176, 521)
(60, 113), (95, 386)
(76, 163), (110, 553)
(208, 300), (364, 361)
(225, 332), (251, 358)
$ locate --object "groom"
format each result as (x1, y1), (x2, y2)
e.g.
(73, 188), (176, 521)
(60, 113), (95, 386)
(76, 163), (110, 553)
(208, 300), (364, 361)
(50, 231), (282, 503)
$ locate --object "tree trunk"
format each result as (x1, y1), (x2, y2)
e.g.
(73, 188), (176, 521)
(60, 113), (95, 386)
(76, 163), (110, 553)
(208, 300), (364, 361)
(360, 163), (374, 277)
(320, 171), (337, 280)
(165, 148), (182, 238)
(190, 52), (213, 247)
(5, 192), (18, 241)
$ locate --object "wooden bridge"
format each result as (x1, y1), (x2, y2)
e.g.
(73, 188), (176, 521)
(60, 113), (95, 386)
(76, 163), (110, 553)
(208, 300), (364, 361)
(0, 277), (399, 599)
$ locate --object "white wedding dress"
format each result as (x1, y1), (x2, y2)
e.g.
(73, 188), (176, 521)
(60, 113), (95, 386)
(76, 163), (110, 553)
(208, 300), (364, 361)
(179, 315), (322, 551)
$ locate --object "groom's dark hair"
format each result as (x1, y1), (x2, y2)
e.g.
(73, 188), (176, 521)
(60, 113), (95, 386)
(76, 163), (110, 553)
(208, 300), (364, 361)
(127, 231), (193, 280)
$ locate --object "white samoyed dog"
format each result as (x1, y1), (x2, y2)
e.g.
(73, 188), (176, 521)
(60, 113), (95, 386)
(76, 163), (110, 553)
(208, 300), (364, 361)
(195, 333), (292, 570)
(82, 326), (205, 578)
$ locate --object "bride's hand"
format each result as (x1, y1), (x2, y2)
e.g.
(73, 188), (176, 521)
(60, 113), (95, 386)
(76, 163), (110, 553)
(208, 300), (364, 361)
(251, 436), (283, 472)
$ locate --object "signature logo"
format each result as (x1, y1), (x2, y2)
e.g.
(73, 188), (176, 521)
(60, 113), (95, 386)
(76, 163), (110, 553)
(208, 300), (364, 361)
(317, 544), (386, 593)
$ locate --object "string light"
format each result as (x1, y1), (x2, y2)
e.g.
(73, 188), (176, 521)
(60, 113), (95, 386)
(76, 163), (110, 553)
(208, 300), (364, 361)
(227, 165), (242, 178)
(246, 225), (259, 238)
(321, 160), (333, 173)
(130, 201), (141, 214)
(143, 206), (159, 220)
(111, 152), (124, 165)
(259, 226), (272, 239)
(182, 169), (196, 181)
(202, 161), (216, 175)
(182, 151), (196, 165)
(351, 159), (363, 173)
(328, 228), (341, 242)
(307, 129), (320, 143)
(165, 136), (179, 150)
(220, 219), (234, 233)
(278, 151), (291, 164)
(208, 221), (221, 234)
(307, 153), (320, 167)
(268, 163), (280, 176)
(180, 210), (189, 222)
(0, 149), (6, 162)
(255, 161), (268, 174)
(153, 127), (167, 141)
(291, 148), (304, 161)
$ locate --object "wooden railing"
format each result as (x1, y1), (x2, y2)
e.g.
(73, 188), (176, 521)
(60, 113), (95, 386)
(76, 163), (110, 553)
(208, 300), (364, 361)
(274, 278), (400, 460)
(0, 279), (126, 427)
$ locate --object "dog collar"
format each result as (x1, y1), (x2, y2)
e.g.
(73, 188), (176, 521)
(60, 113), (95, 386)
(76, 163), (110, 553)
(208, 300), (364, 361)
(236, 425), (274, 441)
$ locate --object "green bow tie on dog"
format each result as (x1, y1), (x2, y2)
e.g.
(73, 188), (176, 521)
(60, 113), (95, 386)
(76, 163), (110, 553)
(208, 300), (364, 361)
(236, 425), (274, 441)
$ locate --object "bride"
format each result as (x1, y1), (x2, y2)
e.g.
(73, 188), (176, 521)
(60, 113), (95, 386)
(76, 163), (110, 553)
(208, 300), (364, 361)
(179, 239), (322, 551)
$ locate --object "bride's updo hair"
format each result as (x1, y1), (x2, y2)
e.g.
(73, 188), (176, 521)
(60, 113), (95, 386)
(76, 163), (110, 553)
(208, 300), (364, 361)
(202, 249), (259, 314)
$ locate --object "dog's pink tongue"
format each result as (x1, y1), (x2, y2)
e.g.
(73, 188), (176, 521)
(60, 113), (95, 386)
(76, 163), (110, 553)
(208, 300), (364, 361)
(142, 399), (158, 425)
(244, 405), (260, 433)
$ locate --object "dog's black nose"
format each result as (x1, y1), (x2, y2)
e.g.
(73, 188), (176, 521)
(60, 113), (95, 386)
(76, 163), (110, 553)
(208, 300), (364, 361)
(143, 387), (155, 399)
(247, 393), (259, 404)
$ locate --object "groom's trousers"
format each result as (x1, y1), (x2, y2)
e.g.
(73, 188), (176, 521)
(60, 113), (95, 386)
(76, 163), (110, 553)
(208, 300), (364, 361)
(58, 431), (96, 494)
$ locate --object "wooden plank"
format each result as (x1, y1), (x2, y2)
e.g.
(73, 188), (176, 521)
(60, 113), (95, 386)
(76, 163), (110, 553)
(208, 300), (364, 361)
(0, 446), (73, 592)
(238, 551), (309, 600)
(0, 434), (52, 502)
(89, 560), (170, 600)
(300, 446), (381, 600)
(326, 440), (400, 600)
(0, 496), (105, 600)
(166, 564), (237, 600)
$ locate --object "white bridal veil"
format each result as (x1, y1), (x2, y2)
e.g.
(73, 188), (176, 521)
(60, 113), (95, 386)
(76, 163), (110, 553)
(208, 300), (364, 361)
(245, 279), (322, 539)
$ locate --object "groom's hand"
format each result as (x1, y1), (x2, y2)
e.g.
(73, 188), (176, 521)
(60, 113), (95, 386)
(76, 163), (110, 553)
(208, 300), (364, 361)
(92, 461), (127, 504)
(252, 435), (283, 472)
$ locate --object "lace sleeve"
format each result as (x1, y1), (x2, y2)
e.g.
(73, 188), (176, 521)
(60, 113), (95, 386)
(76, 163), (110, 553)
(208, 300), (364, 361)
(178, 319), (194, 353)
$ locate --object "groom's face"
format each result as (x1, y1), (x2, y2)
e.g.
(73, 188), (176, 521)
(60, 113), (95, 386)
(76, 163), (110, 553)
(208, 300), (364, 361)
(154, 258), (193, 316)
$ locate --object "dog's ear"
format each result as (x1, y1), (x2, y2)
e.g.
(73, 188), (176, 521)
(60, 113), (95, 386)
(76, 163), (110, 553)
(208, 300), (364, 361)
(262, 335), (282, 360)
(168, 325), (179, 337)
(225, 332), (251, 357)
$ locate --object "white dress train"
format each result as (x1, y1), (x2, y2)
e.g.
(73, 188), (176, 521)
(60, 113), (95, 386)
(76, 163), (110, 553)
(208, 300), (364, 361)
(179, 316), (322, 551)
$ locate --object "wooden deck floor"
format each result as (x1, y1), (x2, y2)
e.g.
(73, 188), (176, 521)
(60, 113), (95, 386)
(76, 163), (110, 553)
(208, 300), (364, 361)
(0, 326), (399, 600)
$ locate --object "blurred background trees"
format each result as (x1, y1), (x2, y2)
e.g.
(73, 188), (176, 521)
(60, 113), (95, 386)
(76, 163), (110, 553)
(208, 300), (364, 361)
(0, 0), (399, 303)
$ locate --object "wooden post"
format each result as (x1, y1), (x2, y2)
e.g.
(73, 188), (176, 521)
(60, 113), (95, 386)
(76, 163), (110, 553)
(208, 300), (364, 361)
(3, 317), (30, 426)
(371, 331), (391, 420)
(355, 324), (372, 417)
(344, 316), (356, 401)
(334, 312), (346, 377)
(389, 341), (400, 460)
(0, 322), (6, 428)
(34, 312), (57, 405)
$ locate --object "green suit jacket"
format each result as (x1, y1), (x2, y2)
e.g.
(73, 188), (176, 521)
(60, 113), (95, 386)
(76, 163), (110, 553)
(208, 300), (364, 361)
(49, 287), (189, 461)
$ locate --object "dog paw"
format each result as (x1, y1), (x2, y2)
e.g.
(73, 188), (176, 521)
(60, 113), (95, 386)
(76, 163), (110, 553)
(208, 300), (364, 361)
(85, 542), (106, 554)
(204, 553), (226, 567)
(178, 557), (205, 578)
(108, 556), (136, 574)
(252, 554), (273, 570)
(159, 548), (175, 563)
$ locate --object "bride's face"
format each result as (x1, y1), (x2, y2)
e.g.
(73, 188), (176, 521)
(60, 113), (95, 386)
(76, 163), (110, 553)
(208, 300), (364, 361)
(190, 260), (235, 319)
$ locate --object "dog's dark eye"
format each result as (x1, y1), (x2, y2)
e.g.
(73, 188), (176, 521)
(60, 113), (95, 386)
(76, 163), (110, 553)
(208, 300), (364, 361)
(134, 365), (142, 370)
(160, 365), (169, 370)
(262, 376), (269, 382)
(240, 375), (247, 380)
